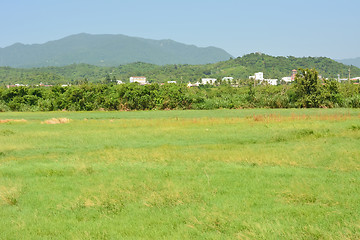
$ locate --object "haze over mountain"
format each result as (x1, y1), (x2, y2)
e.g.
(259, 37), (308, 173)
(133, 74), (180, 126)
(336, 57), (360, 68)
(0, 33), (233, 68)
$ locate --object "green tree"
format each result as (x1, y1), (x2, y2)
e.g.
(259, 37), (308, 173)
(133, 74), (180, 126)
(294, 68), (322, 108)
(102, 74), (112, 85)
(247, 84), (256, 104)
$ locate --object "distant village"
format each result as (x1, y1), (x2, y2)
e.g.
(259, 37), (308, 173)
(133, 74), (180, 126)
(120, 70), (360, 87)
(5, 70), (360, 89)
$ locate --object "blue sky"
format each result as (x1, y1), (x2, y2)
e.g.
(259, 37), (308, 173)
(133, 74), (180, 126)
(1, 0), (359, 59)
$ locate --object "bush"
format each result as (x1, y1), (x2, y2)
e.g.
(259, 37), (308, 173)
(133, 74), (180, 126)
(343, 95), (360, 108)
(0, 100), (10, 112)
(0, 80), (359, 111)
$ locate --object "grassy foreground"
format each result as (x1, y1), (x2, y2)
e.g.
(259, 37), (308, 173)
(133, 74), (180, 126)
(1, 109), (360, 239)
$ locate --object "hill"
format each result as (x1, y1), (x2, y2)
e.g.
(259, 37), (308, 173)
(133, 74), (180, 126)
(336, 57), (360, 68)
(0, 33), (233, 68)
(1, 53), (360, 85)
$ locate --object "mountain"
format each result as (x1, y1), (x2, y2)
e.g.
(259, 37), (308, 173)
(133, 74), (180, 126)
(2, 53), (360, 85)
(0, 33), (233, 68)
(336, 57), (360, 68)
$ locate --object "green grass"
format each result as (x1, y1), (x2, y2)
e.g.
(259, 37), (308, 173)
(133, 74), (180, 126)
(1, 109), (360, 239)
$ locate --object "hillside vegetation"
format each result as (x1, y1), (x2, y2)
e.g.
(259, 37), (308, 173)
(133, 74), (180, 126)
(0, 33), (232, 67)
(1, 53), (359, 86)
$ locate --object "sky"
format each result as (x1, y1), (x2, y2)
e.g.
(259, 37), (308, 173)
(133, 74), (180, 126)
(0, 0), (359, 59)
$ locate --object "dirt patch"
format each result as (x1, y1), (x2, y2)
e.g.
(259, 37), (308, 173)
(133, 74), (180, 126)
(42, 118), (71, 124)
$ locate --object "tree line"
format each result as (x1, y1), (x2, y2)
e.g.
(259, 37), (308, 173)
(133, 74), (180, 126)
(1, 53), (360, 86)
(0, 69), (359, 112)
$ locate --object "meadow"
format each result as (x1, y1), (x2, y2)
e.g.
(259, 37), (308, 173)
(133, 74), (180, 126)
(0, 109), (360, 239)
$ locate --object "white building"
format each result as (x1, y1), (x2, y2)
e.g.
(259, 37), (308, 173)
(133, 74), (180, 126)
(167, 81), (177, 84)
(187, 82), (200, 87)
(262, 79), (278, 86)
(281, 77), (292, 83)
(201, 78), (217, 85)
(249, 72), (278, 85)
(130, 76), (147, 84)
(255, 72), (264, 81)
(6, 84), (25, 88)
(117, 80), (124, 84)
(249, 72), (264, 81)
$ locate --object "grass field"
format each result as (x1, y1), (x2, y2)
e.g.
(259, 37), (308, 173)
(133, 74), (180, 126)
(1, 109), (360, 239)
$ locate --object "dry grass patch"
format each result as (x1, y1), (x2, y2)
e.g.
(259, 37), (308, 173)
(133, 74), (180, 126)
(0, 119), (27, 124)
(0, 185), (21, 206)
(69, 196), (125, 215)
(251, 113), (355, 123)
(143, 181), (196, 208)
(42, 118), (71, 124)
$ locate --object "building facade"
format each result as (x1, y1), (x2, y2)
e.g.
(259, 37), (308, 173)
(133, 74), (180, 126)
(201, 78), (217, 85)
(249, 72), (264, 81)
(129, 76), (147, 84)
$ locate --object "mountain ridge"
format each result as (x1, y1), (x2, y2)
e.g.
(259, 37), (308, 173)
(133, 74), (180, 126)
(0, 33), (233, 68)
(336, 57), (360, 68)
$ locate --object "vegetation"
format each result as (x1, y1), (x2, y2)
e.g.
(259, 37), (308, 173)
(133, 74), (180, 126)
(294, 68), (331, 108)
(1, 53), (360, 86)
(0, 33), (232, 68)
(0, 109), (359, 239)
(0, 70), (359, 112)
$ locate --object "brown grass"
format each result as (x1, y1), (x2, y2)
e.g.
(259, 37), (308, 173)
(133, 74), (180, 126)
(0, 119), (27, 123)
(0, 186), (20, 206)
(42, 118), (71, 124)
(251, 113), (354, 123)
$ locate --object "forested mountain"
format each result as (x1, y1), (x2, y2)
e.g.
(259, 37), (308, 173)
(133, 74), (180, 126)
(336, 57), (360, 68)
(0, 33), (232, 67)
(1, 53), (360, 85)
